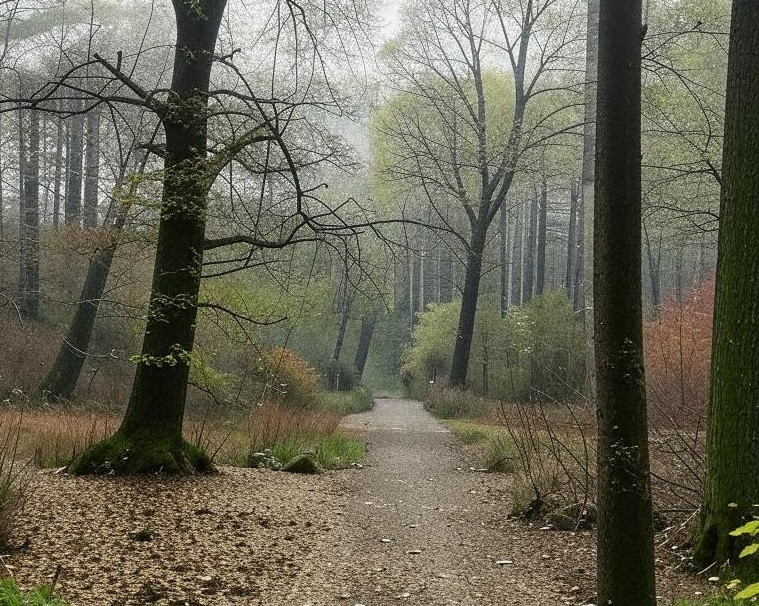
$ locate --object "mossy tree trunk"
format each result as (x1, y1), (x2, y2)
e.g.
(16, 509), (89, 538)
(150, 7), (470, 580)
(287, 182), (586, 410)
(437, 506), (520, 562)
(693, 0), (759, 578)
(69, 0), (227, 475)
(594, 1), (656, 605)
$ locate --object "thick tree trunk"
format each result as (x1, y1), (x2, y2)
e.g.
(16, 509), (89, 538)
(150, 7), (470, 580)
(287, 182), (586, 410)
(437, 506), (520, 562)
(65, 101), (84, 226)
(536, 178), (547, 296)
(19, 104), (39, 319)
(83, 108), (100, 228)
(500, 204), (511, 316)
(353, 312), (377, 378)
(594, 1), (656, 605)
(523, 193), (537, 304)
(694, 0), (759, 579)
(69, 0), (227, 475)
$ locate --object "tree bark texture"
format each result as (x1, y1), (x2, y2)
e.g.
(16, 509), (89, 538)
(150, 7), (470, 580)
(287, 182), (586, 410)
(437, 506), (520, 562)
(594, 1), (656, 604)
(694, 0), (759, 578)
(70, 0), (227, 474)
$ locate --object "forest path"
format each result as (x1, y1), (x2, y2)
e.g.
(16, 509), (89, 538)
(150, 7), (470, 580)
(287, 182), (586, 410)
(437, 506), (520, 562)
(275, 398), (576, 606)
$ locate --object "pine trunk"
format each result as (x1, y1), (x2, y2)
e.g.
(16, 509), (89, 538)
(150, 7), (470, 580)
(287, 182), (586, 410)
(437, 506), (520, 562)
(594, 1), (656, 604)
(694, 0), (759, 578)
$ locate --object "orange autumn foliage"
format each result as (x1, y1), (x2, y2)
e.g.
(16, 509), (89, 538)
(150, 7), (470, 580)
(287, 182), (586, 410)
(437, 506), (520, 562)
(643, 276), (714, 428)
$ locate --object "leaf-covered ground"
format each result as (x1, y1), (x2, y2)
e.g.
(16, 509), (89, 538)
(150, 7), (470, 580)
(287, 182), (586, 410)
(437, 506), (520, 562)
(10, 399), (710, 605)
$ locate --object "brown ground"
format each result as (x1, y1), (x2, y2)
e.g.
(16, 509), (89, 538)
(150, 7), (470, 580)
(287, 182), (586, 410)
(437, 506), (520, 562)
(10, 398), (710, 605)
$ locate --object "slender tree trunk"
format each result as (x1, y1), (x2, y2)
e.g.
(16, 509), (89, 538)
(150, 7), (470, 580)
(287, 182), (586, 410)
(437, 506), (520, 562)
(643, 220), (661, 309)
(523, 193), (538, 304)
(65, 100), (84, 226)
(536, 178), (548, 296)
(83, 108), (100, 228)
(511, 203), (524, 307)
(694, 0), (759, 578)
(566, 180), (579, 298)
(353, 312), (377, 377)
(38, 159), (143, 401)
(449, 230), (486, 388)
(69, 0), (227, 475)
(439, 244), (453, 303)
(581, 0), (599, 329)
(595, 1), (656, 604)
(19, 103), (40, 319)
(500, 204), (511, 316)
(52, 109), (63, 227)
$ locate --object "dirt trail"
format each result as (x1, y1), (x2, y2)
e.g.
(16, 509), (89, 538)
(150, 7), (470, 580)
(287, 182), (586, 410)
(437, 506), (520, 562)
(276, 398), (585, 606)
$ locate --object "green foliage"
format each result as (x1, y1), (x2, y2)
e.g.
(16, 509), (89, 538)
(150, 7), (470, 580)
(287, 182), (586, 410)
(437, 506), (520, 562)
(444, 420), (516, 473)
(402, 292), (586, 400)
(262, 433), (366, 471)
(730, 520), (759, 599)
(319, 385), (374, 416)
(0, 579), (67, 605)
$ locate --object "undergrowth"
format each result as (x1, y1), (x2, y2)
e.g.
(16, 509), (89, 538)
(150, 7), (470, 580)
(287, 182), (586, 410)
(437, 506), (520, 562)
(0, 579), (67, 605)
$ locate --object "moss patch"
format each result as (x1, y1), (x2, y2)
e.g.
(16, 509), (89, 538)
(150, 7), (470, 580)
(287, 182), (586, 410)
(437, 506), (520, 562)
(68, 430), (213, 475)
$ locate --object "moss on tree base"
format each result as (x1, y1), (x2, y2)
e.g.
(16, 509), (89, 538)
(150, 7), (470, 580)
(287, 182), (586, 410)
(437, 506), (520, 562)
(694, 508), (759, 583)
(68, 430), (214, 475)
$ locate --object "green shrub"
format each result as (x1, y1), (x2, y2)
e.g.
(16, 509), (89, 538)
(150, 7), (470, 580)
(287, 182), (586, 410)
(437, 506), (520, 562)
(401, 292), (587, 401)
(320, 385), (374, 415)
(258, 432), (366, 471)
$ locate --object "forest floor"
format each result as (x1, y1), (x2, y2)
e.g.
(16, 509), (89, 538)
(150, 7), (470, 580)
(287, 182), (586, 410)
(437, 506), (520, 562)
(10, 398), (711, 605)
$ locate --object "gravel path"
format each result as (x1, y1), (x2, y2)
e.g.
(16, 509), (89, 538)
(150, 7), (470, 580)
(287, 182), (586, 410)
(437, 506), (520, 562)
(275, 398), (581, 605)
